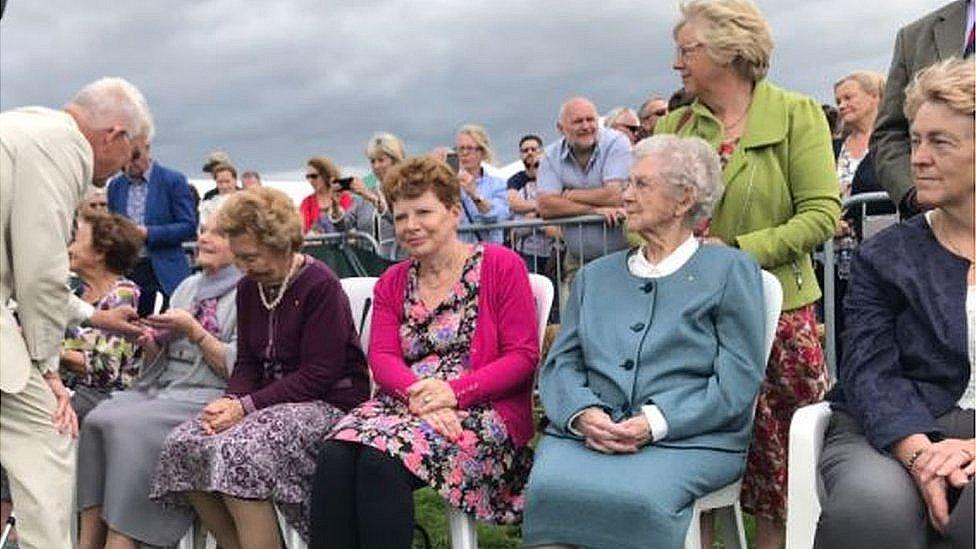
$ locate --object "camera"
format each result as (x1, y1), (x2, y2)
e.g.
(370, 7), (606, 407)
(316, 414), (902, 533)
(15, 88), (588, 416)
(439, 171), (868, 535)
(335, 177), (354, 191)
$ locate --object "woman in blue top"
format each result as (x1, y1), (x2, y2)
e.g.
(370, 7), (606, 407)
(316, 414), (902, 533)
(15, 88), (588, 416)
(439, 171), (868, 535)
(522, 135), (767, 549)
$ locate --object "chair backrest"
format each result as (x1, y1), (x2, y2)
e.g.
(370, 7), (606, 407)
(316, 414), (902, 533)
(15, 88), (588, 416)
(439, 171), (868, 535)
(528, 273), (554, 353)
(760, 270), (783, 364)
(340, 277), (379, 349)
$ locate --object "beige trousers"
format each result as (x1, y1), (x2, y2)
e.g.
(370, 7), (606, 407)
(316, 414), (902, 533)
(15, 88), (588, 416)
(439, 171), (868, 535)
(0, 367), (76, 549)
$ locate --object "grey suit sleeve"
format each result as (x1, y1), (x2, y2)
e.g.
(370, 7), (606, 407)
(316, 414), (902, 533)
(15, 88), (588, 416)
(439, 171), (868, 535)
(870, 27), (914, 209)
(8, 133), (88, 373)
(65, 293), (95, 330)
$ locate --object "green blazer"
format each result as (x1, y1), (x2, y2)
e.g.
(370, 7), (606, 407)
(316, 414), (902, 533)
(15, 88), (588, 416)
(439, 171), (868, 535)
(655, 79), (840, 310)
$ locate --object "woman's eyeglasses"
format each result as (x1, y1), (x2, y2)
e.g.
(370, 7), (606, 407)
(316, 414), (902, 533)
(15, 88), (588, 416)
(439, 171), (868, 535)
(305, 173), (321, 180)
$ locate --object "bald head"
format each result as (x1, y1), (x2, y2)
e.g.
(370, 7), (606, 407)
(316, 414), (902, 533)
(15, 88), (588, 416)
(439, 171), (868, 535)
(557, 97), (600, 150)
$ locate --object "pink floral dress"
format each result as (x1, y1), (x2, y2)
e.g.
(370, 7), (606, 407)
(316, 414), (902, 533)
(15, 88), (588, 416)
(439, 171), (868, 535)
(330, 246), (533, 524)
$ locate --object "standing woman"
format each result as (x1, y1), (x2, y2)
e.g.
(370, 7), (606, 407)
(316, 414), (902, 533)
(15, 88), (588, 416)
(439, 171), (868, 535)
(151, 187), (370, 548)
(655, 1), (841, 547)
(357, 132), (405, 256)
(308, 156), (538, 548)
(454, 124), (511, 244)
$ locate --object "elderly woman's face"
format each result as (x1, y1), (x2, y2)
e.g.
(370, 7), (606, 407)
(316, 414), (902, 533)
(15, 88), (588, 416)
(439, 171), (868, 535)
(835, 80), (879, 127)
(392, 190), (460, 260)
(196, 221), (235, 273)
(370, 153), (396, 180)
(228, 232), (293, 285)
(623, 155), (690, 235)
(455, 133), (485, 173)
(68, 222), (104, 275)
(910, 101), (975, 209)
(672, 23), (720, 97)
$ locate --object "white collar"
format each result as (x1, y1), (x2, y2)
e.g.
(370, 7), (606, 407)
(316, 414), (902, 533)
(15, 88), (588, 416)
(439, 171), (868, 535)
(627, 234), (699, 278)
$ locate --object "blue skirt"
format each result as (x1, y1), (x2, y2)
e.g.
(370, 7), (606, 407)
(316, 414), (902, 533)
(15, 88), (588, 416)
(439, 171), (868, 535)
(522, 434), (745, 549)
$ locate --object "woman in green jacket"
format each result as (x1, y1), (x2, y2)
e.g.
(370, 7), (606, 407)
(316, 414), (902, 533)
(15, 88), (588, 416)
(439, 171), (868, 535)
(656, 1), (840, 547)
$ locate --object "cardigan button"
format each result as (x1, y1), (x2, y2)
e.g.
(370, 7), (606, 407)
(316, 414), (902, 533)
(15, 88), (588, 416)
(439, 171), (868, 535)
(630, 322), (645, 332)
(620, 359), (635, 370)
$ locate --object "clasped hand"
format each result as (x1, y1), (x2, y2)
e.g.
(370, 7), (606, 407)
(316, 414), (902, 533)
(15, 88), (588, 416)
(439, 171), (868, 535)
(407, 378), (463, 441)
(573, 407), (651, 454)
(910, 438), (976, 533)
(201, 397), (245, 435)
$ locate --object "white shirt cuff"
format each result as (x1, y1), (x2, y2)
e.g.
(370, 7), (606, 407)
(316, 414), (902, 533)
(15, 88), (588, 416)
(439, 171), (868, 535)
(642, 404), (669, 442)
(566, 409), (587, 436)
(67, 294), (95, 329)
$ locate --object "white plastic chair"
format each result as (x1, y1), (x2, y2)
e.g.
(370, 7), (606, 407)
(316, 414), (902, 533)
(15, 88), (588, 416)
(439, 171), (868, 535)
(176, 521), (217, 549)
(682, 270), (783, 549)
(448, 273), (555, 549)
(785, 401), (833, 549)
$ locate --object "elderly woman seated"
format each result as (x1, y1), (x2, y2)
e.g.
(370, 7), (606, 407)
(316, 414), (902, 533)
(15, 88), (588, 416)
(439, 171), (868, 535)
(309, 155), (538, 548)
(815, 59), (974, 549)
(76, 219), (241, 549)
(522, 135), (767, 549)
(150, 188), (370, 549)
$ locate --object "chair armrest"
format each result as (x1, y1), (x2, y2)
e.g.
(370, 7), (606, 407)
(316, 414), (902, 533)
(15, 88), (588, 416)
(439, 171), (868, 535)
(786, 401), (833, 549)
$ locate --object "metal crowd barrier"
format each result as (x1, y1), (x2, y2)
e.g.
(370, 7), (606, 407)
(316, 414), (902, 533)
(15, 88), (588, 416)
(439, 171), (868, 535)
(821, 191), (894, 377)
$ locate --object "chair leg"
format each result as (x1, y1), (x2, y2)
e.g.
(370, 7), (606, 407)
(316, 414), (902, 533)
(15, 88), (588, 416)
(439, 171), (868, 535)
(711, 504), (747, 549)
(176, 522), (194, 549)
(684, 507), (703, 549)
(446, 506), (478, 549)
(275, 503), (307, 549)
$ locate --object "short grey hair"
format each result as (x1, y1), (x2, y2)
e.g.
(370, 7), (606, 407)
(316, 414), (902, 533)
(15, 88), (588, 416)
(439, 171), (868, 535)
(633, 135), (724, 225)
(67, 77), (155, 141)
(603, 106), (638, 128)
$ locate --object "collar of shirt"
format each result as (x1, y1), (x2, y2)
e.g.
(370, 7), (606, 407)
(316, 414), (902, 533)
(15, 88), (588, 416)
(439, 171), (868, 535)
(967, 0), (975, 49)
(557, 128), (609, 172)
(627, 234), (699, 278)
(125, 160), (155, 185)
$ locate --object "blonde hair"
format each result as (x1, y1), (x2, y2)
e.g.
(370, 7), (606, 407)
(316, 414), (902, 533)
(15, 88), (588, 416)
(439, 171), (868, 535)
(675, 0), (773, 83)
(834, 71), (886, 102)
(365, 132), (406, 163)
(904, 58), (976, 121)
(216, 187), (303, 254)
(456, 124), (495, 164)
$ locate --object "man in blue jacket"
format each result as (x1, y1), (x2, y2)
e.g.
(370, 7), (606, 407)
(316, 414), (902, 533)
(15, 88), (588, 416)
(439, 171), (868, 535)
(107, 141), (196, 316)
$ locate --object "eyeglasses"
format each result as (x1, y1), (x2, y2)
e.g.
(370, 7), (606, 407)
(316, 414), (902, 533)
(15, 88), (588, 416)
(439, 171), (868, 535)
(623, 176), (661, 192)
(305, 173), (321, 180)
(519, 145), (541, 155)
(620, 125), (641, 134)
(456, 145), (483, 155)
(674, 41), (704, 62)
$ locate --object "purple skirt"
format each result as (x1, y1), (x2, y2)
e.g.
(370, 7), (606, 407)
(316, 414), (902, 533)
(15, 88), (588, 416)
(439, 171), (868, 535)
(150, 401), (344, 540)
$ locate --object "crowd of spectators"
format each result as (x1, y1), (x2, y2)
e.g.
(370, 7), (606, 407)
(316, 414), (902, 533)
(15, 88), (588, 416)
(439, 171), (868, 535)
(0, 1), (973, 549)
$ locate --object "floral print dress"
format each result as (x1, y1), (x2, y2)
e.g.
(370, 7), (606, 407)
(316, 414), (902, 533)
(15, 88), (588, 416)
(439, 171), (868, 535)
(330, 246), (533, 524)
(61, 278), (141, 391)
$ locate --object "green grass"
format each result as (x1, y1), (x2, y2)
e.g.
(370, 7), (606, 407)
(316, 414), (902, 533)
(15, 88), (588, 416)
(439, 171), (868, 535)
(413, 488), (759, 549)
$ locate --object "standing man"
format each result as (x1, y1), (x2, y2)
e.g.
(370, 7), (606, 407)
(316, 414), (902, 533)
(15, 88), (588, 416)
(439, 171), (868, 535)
(537, 96), (632, 284)
(0, 77), (152, 549)
(107, 139), (196, 317)
(198, 162), (238, 225)
(637, 95), (669, 139)
(604, 107), (642, 145)
(871, 0), (971, 217)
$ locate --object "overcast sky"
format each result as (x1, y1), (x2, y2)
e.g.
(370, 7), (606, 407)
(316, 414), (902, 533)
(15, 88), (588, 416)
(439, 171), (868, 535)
(0, 0), (949, 178)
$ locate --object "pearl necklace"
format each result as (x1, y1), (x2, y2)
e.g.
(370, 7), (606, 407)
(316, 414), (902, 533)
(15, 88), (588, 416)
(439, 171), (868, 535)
(258, 255), (301, 311)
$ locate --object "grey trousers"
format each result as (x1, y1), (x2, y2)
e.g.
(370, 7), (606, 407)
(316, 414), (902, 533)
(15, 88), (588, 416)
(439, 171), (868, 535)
(814, 408), (975, 549)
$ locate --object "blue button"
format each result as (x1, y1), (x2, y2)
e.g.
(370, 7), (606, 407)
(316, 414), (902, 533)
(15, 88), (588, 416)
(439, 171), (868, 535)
(630, 322), (645, 332)
(621, 359), (635, 370)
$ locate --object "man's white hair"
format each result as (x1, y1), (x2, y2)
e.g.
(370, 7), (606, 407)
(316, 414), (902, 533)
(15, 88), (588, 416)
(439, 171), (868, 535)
(68, 77), (155, 141)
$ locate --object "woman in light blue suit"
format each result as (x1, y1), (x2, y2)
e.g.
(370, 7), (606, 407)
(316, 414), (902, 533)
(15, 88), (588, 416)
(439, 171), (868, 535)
(523, 135), (766, 549)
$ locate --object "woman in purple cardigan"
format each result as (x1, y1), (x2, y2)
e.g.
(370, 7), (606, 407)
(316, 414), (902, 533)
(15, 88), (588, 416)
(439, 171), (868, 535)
(309, 156), (539, 548)
(151, 188), (369, 548)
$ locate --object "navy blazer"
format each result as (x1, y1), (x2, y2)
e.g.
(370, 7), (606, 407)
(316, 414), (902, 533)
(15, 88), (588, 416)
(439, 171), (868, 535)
(107, 162), (197, 295)
(828, 215), (969, 451)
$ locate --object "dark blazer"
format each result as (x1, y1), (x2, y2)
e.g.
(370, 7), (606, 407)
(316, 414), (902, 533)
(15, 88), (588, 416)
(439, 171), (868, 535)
(832, 139), (896, 233)
(827, 215), (969, 451)
(870, 0), (967, 212)
(107, 162), (197, 295)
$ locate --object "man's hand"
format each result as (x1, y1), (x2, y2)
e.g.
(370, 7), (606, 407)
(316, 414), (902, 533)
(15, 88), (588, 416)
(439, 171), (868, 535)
(912, 438), (976, 484)
(408, 378), (458, 415)
(42, 371), (78, 437)
(572, 407), (639, 454)
(89, 306), (142, 338)
(918, 475), (951, 534)
(201, 397), (245, 435)
(143, 309), (199, 338)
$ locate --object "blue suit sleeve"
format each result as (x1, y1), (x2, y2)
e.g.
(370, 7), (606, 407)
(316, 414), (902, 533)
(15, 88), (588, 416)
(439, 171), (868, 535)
(146, 172), (198, 247)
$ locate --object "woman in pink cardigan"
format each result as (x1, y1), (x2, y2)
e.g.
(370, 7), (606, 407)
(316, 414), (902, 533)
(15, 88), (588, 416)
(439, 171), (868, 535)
(309, 155), (539, 548)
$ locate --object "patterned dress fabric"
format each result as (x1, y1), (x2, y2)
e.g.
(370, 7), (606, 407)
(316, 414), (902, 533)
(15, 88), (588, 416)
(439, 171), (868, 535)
(330, 246), (533, 524)
(61, 278), (141, 391)
(741, 304), (830, 521)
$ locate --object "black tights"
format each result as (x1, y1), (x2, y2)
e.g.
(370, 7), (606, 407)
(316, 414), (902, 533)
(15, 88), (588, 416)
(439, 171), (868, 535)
(309, 440), (424, 549)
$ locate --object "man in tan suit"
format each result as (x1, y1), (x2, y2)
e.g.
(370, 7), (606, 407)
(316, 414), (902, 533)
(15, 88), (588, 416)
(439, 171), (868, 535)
(0, 77), (152, 549)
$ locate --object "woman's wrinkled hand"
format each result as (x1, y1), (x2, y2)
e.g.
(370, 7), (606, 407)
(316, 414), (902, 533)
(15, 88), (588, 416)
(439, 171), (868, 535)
(573, 407), (640, 454)
(912, 438), (975, 485)
(420, 407), (464, 441)
(201, 397), (244, 435)
(617, 415), (653, 447)
(143, 309), (199, 337)
(407, 378), (458, 415)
